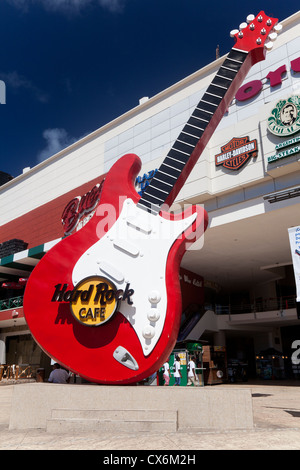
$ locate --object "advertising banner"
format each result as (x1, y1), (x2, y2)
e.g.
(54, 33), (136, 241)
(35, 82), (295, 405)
(288, 226), (300, 318)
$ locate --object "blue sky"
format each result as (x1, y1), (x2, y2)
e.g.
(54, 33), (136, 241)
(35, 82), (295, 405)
(0, 1), (298, 177)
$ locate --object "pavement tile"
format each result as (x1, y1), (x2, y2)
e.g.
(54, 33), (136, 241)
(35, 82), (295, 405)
(1, 380), (300, 450)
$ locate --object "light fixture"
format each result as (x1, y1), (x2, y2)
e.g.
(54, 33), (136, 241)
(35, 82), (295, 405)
(264, 186), (300, 203)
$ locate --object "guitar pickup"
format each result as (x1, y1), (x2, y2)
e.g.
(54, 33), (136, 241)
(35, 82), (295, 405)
(126, 216), (152, 234)
(98, 261), (125, 284)
(113, 239), (140, 257)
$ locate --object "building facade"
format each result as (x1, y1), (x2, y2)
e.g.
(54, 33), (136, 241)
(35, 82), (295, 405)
(0, 11), (300, 381)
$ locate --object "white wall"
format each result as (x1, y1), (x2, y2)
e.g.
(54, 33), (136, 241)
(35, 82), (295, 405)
(0, 12), (299, 226)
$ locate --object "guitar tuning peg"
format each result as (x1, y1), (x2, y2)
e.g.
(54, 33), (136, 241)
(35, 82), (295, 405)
(268, 32), (278, 42)
(274, 23), (283, 33)
(230, 29), (239, 37)
(239, 22), (247, 30)
(246, 14), (255, 23)
(264, 41), (273, 51)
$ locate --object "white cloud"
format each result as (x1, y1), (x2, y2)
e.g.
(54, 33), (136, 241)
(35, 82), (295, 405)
(6, 0), (125, 13)
(37, 128), (77, 162)
(0, 71), (49, 103)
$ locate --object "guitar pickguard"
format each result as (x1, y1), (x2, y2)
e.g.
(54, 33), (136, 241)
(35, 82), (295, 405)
(72, 198), (197, 356)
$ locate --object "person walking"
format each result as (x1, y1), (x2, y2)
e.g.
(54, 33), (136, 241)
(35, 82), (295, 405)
(187, 355), (199, 386)
(162, 359), (170, 386)
(173, 355), (182, 386)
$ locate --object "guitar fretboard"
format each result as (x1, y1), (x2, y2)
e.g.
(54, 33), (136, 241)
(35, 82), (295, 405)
(137, 49), (248, 214)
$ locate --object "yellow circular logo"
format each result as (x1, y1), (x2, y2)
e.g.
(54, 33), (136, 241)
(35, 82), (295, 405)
(70, 276), (120, 327)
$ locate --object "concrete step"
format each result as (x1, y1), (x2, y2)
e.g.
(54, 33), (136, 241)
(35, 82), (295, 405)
(46, 409), (177, 433)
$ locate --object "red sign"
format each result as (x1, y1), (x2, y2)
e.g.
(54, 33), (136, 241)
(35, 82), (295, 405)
(215, 136), (258, 170)
(235, 57), (300, 102)
(61, 181), (104, 235)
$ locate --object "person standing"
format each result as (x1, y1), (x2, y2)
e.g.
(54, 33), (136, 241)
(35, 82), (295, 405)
(48, 363), (70, 384)
(173, 355), (182, 386)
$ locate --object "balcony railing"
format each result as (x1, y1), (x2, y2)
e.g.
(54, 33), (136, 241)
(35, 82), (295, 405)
(0, 294), (296, 316)
(211, 295), (297, 316)
(0, 296), (23, 311)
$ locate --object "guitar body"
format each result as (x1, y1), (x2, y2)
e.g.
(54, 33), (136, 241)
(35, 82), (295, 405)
(23, 154), (208, 384)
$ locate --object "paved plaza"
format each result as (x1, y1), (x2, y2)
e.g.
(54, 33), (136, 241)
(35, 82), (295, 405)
(1, 380), (300, 450)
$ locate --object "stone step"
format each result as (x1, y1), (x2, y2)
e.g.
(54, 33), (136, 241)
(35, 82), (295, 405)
(46, 409), (177, 433)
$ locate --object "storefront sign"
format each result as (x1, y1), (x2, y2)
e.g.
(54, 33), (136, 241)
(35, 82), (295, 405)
(267, 144), (300, 163)
(235, 57), (300, 103)
(135, 169), (157, 195)
(288, 226), (300, 309)
(215, 136), (257, 170)
(267, 95), (300, 137)
(61, 181), (104, 236)
(267, 97), (300, 164)
(51, 276), (134, 327)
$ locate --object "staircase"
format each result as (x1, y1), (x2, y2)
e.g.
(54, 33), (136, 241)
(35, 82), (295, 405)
(185, 309), (218, 340)
(46, 408), (177, 433)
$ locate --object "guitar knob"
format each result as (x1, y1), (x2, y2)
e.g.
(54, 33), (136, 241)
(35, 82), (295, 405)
(264, 41), (273, 51)
(148, 290), (161, 304)
(142, 325), (155, 339)
(268, 32), (277, 42)
(147, 309), (160, 322)
(274, 24), (283, 33)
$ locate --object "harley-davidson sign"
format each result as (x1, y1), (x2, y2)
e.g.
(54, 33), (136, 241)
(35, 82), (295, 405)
(215, 136), (258, 170)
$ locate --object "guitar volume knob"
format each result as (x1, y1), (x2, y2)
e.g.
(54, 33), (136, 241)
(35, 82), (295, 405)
(147, 309), (160, 322)
(142, 325), (155, 339)
(148, 290), (161, 304)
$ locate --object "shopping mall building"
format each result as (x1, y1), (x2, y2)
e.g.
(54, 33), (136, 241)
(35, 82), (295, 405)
(0, 11), (300, 382)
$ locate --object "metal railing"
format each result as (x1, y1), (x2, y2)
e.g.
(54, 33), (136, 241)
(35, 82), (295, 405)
(0, 364), (39, 381)
(211, 295), (297, 316)
(0, 294), (296, 316)
(0, 296), (23, 311)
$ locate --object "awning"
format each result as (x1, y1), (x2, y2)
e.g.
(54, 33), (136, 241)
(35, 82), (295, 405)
(0, 238), (62, 282)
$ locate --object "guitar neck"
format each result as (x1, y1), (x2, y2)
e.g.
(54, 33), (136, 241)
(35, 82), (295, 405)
(137, 48), (252, 214)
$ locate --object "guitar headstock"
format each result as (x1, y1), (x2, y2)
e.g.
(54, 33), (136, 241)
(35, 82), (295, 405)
(230, 11), (282, 63)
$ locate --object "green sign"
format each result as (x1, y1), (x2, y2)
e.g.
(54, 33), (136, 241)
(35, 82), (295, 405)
(268, 144), (300, 163)
(268, 95), (300, 137)
(275, 135), (300, 150)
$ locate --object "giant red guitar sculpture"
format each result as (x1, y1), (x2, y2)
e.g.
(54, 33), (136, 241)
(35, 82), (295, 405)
(24, 12), (281, 384)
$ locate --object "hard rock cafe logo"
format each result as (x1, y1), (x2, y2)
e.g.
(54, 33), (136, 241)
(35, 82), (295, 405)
(51, 276), (134, 327)
(215, 136), (258, 170)
(267, 96), (300, 137)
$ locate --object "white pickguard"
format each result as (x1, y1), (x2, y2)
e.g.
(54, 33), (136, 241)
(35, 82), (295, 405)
(72, 198), (197, 356)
